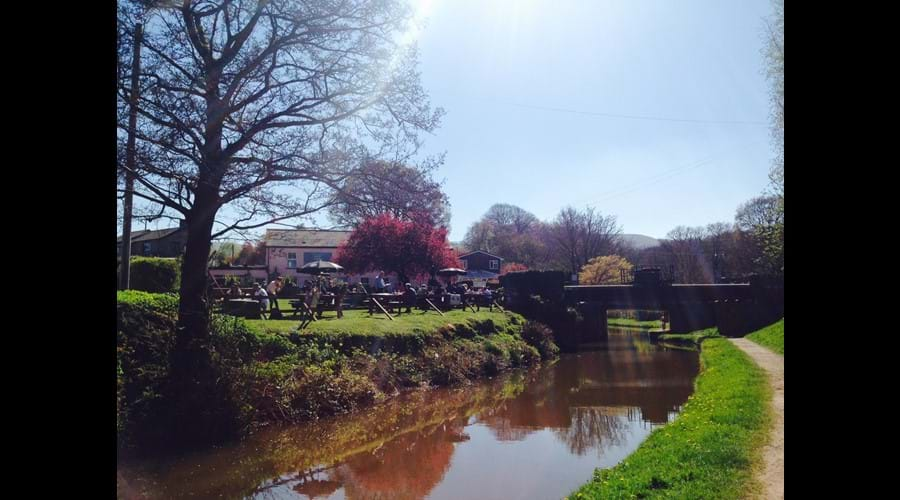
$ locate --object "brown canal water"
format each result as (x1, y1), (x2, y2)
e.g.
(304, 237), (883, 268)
(117, 329), (699, 500)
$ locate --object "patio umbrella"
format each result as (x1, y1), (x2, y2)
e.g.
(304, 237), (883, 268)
(436, 268), (467, 276)
(299, 260), (344, 274)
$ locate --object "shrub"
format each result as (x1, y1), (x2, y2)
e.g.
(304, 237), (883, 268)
(424, 340), (486, 385)
(520, 321), (560, 360)
(284, 364), (378, 419)
(117, 292), (178, 449)
(129, 257), (181, 293)
(118, 292), (259, 451)
(117, 290), (179, 315)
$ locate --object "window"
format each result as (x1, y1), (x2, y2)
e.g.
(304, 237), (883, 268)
(287, 252), (297, 268)
(142, 242), (151, 255)
(461, 260), (468, 269)
(360, 277), (370, 285)
(170, 242), (180, 255)
(489, 260), (498, 270)
(304, 251), (332, 264)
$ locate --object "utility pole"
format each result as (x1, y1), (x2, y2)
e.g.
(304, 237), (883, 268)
(119, 22), (142, 290)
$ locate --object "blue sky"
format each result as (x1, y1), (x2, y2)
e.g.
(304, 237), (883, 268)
(409, 0), (775, 241)
(125, 0), (777, 244)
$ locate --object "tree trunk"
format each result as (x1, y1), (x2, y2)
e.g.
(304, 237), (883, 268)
(174, 202), (216, 351)
(165, 190), (236, 450)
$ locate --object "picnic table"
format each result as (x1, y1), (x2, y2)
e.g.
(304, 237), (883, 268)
(289, 293), (340, 319)
(223, 298), (264, 318)
(368, 292), (407, 314)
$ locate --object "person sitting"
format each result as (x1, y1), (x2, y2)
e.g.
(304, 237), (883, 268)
(483, 287), (494, 311)
(227, 282), (243, 299)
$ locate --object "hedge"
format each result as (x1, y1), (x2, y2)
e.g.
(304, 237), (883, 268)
(499, 270), (567, 302)
(128, 257), (181, 293)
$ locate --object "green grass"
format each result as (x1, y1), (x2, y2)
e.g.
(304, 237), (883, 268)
(246, 307), (518, 337)
(657, 328), (722, 346)
(568, 333), (771, 499)
(607, 318), (663, 329)
(746, 318), (784, 355)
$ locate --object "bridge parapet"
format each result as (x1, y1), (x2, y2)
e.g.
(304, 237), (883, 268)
(564, 283), (753, 308)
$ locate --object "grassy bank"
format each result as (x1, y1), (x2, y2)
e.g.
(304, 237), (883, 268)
(746, 318), (784, 354)
(657, 328), (722, 346)
(607, 318), (663, 329)
(117, 291), (559, 454)
(568, 330), (771, 499)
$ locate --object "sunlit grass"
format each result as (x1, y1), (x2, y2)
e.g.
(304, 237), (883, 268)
(245, 307), (518, 337)
(607, 318), (662, 329)
(746, 318), (784, 355)
(568, 332), (771, 499)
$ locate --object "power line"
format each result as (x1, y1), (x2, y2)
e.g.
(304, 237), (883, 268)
(501, 101), (767, 125)
(573, 156), (713, 205)
(587, 158), (713, 206)
(572, 136), (770, 208)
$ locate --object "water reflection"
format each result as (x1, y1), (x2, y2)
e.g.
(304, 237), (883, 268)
(118, 329), (698, 500)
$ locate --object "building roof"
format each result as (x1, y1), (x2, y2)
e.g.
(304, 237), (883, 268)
(458, 250), (505, 261)
(117, 227), (181, 244)
(264, 229), (352, 248)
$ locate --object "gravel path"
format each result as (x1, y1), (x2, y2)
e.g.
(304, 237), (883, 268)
(730, 338), (784, 499)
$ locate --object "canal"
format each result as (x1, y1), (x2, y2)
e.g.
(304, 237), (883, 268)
(117, 328), (699, 499)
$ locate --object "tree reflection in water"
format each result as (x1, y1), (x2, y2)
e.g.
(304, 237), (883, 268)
(327, 419), (467, 500)
(555, 407), (633, 456)
(118, 330), (699, 500)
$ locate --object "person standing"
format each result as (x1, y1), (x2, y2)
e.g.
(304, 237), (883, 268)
(310, 277), (322, 319)
(266, 277), (283, 311)
(403, 283), (417, 314)
(334, 280), (347, 318)
(375, 272), (386, 293)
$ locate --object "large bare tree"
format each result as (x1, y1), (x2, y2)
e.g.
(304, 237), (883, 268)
(117, 0), (442, 443)
(662, 226), (708, 283)
(462, 204), (547, 267)
(548, 206), (622, 276)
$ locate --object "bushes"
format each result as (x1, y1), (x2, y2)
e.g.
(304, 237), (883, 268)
(129, 257), (181, 293)
(118, 291), (254, 451)
(117, 291), (178, 449)
(521, 321), (560, 360)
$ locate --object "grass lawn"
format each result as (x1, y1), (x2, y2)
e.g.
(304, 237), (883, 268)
(245, 307), (518, 336)
(746, 318), (784, 355)
(607, 318), (663, 329)
(568, 332), (771, 499)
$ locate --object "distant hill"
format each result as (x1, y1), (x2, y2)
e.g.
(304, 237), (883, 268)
(620, 234), (660, 249)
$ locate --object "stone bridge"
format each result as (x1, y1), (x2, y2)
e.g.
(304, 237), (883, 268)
(563, 281), (783, 342)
